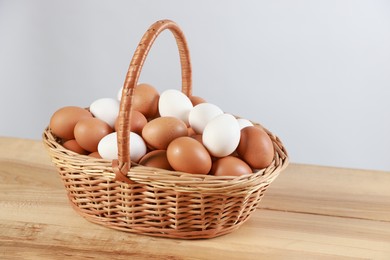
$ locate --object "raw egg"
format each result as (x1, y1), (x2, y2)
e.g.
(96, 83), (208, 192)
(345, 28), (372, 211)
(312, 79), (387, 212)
(142, 117), (187, 150)
(202, 113), (241, 157)
(189, 103), (223, 134)
(187, 127), (196, 136)
(189, 95), (206, 106)
(90, 98), (119, 128)
(190, 134), (203, 144)
(62, 139), (88, 155)
(210, 156), (252, 177)
(49, 106), (92, 140)
(74, 118), (113, 152)
(167, 136), (212, 175)
(237, 126), (274, 169)
(237, 118), (254, 130)
(139, 150), (173, 170)
(115, 110), (147, 135)
(158, 89), (193, 125)
(88, 151), (102, 158)
(97, 132), (147, 162)
(130, 83), (160, 118)
(97, 132), (117, 160)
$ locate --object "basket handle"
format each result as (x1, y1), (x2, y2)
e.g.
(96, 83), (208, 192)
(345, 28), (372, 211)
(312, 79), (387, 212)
(112, 19), (192, 184)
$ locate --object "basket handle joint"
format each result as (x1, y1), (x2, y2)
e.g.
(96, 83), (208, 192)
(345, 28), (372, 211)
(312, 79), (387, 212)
(112, 159), (136, 185)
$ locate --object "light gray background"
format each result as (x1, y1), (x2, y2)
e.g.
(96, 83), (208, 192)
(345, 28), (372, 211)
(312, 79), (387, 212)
(1, 0), (389, 171)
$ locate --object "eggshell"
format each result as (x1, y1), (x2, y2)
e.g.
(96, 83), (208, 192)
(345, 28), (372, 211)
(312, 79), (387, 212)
(88, 151), (102, 158)
(90, 98), (119, 128)
(210, 156), (252, 177)
(237, 118), (254, 130)
(114, 110), (147, 135)
(190, 134), (203, 144)
(202, 113), (241, 157)
(142, 117), (188, 150)
(189, 103), (223, 134)
(125, 83), (160, 118)
(74, 118), (113, 152)
(49, 106), (92, 140)
(237, 126), (274, 169)
(189, 95), (206, 106)
(158, 89), (193, 125)
(139, 150), (173, 170)
(98, 132), (147, 162)
(97, 132), (117, 160)
(62, 139), (88, 155)
(167, 137), (212, 174)
(187, 127), (196, 136)
(129, 132), (147, 162)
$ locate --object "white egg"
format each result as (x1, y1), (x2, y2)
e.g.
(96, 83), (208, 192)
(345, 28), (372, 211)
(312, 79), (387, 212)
(90, 98), (119, 128)
(158, 89), (193, 124)
(129, 132), (147, 162)
(98, 132), (118, 160)
(202, 113), (241, 157)
(189, 103), (223, 134)
(237, 118), (254, 130)
(97, 132), (146, 162)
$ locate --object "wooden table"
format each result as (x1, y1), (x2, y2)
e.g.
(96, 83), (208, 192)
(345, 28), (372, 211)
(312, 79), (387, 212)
(1, 137), (389, 259)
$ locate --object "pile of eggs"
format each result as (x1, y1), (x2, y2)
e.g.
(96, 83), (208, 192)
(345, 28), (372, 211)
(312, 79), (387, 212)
(49, 83), (274, 177)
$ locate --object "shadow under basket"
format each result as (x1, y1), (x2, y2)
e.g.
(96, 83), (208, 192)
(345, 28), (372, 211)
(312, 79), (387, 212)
(42, 19), (289, 239)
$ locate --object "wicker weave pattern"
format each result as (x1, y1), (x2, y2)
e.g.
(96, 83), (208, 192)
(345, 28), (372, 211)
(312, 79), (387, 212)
(42, 19), (289, 239)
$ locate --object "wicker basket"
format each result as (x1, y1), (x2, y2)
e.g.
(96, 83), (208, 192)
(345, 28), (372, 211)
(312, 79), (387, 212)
(42, 19), (289, 239)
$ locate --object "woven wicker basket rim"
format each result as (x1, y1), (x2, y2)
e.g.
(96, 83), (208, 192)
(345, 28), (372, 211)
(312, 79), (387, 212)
(43, 125), (288, 193)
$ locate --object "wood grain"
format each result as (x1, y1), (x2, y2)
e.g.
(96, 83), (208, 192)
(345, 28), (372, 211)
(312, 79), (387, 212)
(1, 137), (390, 259)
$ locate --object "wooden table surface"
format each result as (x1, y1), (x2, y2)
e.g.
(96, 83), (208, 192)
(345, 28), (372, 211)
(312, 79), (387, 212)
(1, 137), (390, 259)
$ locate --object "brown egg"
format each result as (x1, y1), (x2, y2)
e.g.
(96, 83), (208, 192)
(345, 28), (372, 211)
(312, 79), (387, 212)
(50, 106), (92, 140)
(210, 156), (252, 176)
(139, 150), (173, 170)
(167, 136), (211, 174)
(190, 134), (203, 144)
(114, 110), (147, 135)
(142, 117), (187, 150)
(187, 127), (196, 136)
(189, 95), (206, 106)
(237, 126), (274, 169)
(74, 118), (113, 152)
(88, 151), (102, 158)
(62, 139), (88, 155)
(132, 83), (160, 118)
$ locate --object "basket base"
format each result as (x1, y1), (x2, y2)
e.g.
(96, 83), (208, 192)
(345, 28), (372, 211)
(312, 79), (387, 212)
(69, 199), (254, 239)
